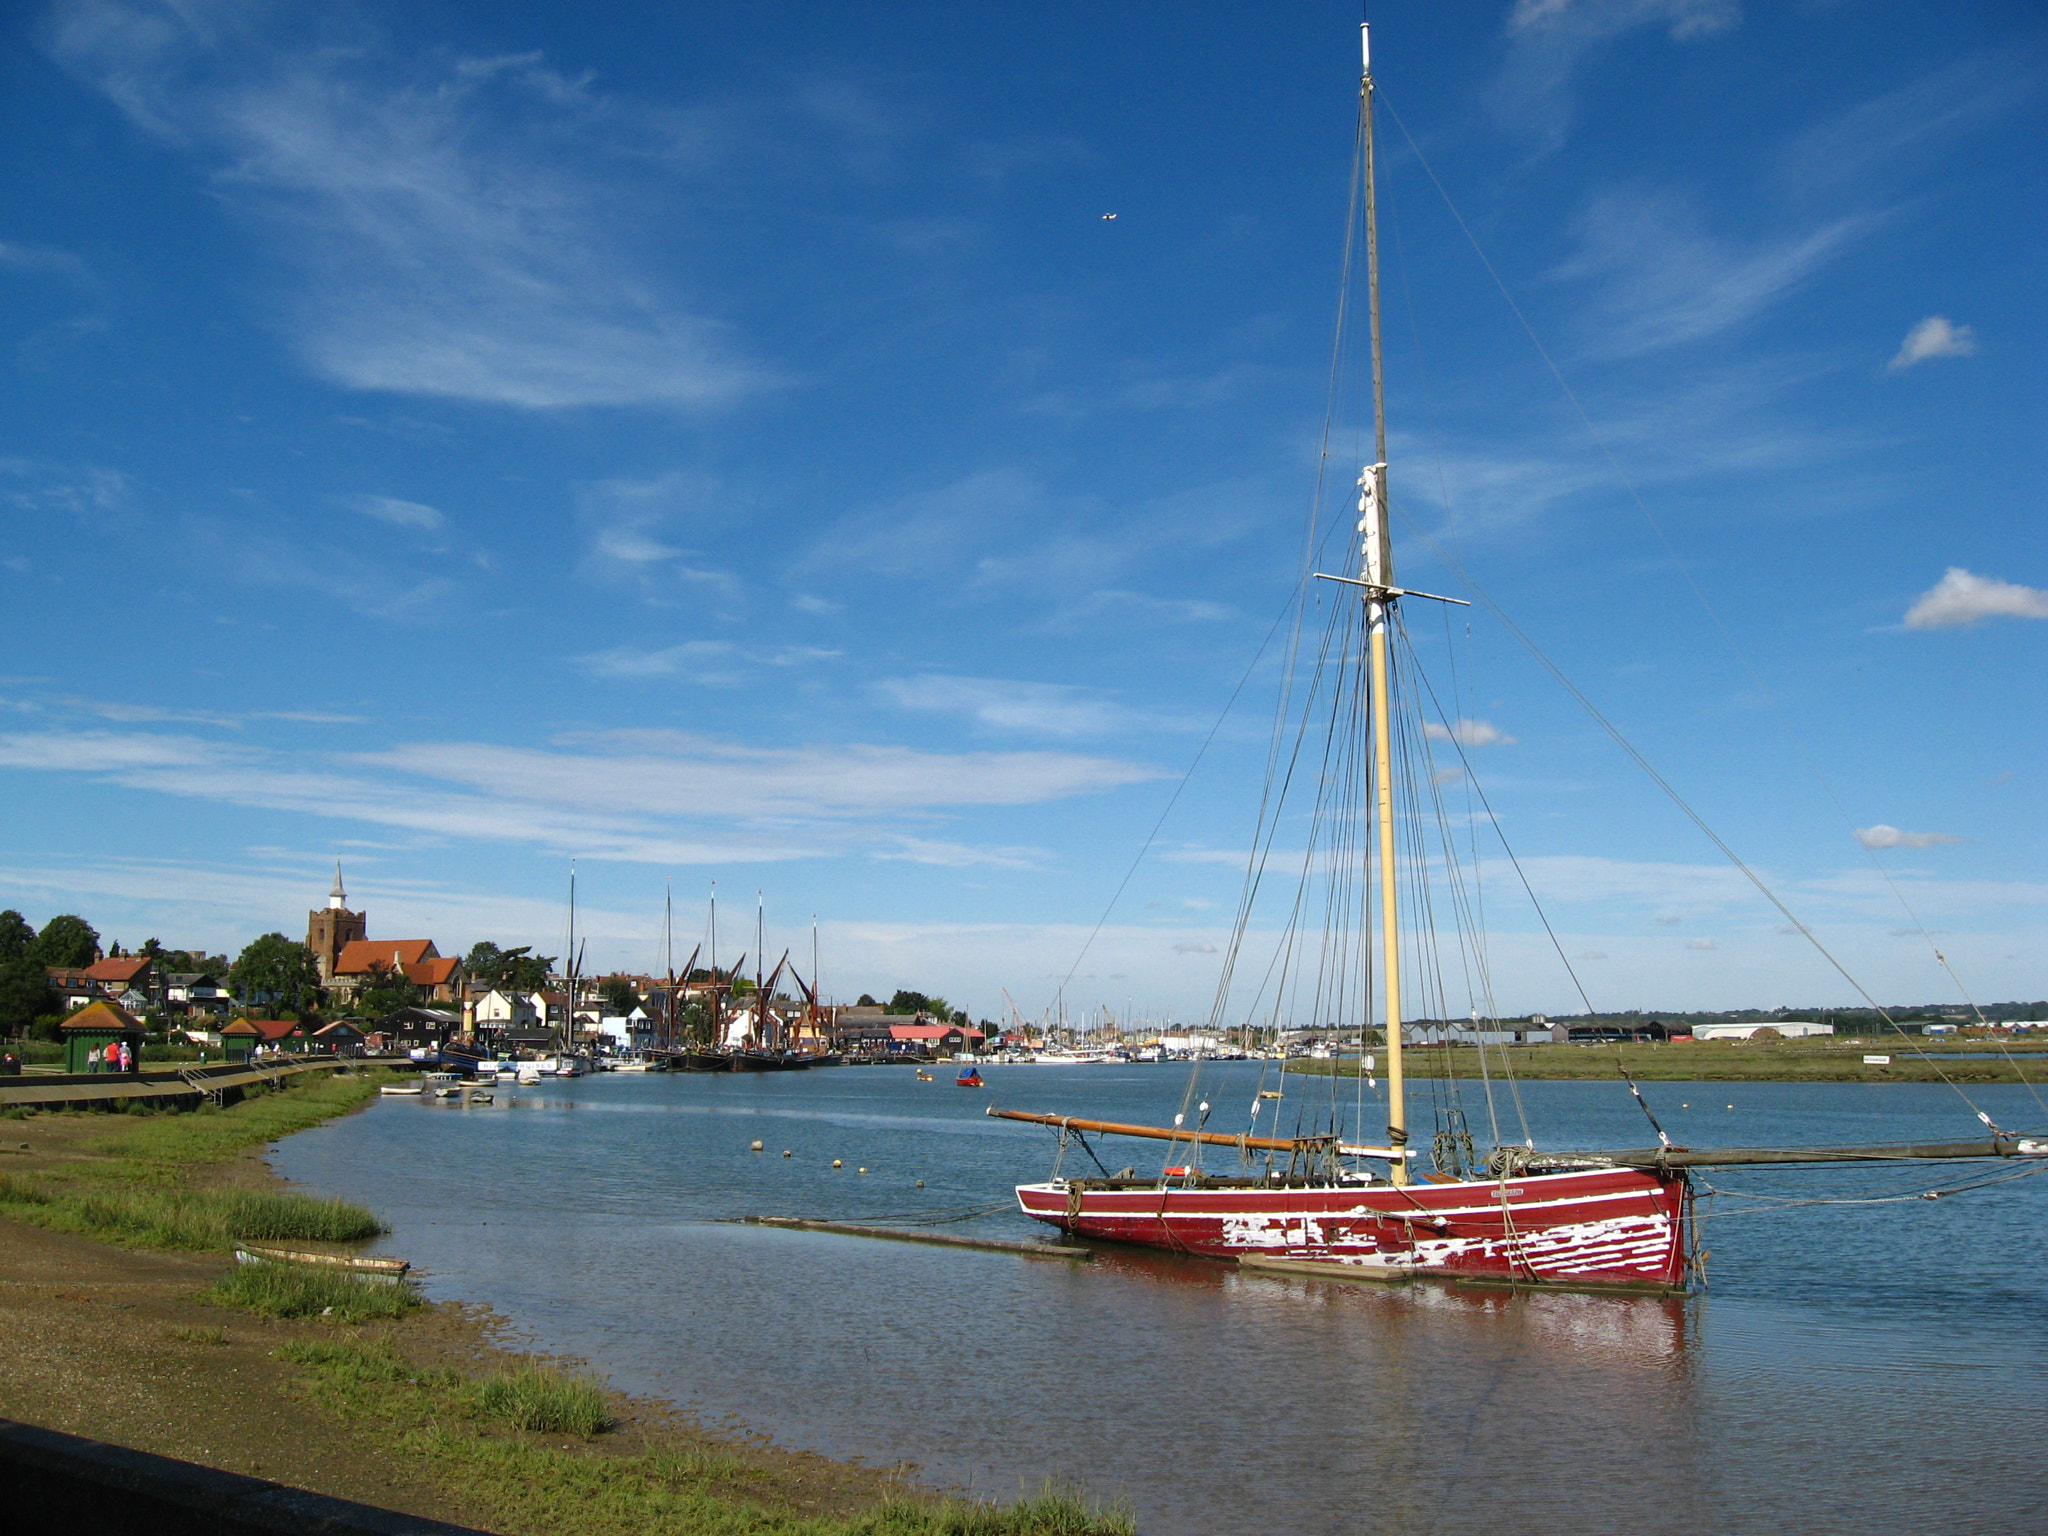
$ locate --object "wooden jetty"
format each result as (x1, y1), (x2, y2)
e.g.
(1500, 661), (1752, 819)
(746, 1216), (1091, 1261)
(0, 1057), (359, 1112)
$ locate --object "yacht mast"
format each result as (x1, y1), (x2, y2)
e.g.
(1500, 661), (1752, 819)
(1359, 21), (1407, 1184)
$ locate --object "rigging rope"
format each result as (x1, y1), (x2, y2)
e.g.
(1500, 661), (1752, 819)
(1375, 86), (2027, 1126)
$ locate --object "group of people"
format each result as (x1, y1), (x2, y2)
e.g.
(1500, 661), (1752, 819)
(87, 1039), (136, 1074)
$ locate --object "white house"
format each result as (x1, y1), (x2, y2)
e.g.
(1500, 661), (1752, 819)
(598, 1007), (656, 1049)
(471, 988), (539, 1033)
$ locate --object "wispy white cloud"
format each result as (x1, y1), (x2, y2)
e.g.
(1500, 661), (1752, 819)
(1, 459), (131, 525)
(45, 0), (768, 410)
(345, 494), (444, 531)
(369, 732), (1162, 821)
(576, 641), (739, 682)
(1685, 937), (1717, 950)
(1508, 0), (1740, 43)
(0, 239), (90, 280)
(1903, 568), (2048, 630)
(1554, 192), (1872, 356)
(1494, 0), (1742, 154)
(1854, 825), (1963, 850)
(0, 722), (1164, 866)
(575, 471), (740, 587)
(1424, 718), (1517, 747)
(187, 515), (456, 623)
(870, 837), (1047, 870)
(879, 674), (1161, 738)
(1888, 316), (1977, 371)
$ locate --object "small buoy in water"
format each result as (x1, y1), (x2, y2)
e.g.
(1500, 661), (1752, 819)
(858, 1167), (868, 1175)
(783, 1149), (792, 1158)
(751, 1140), (764, 1151)
(832, 1159), (842, 1169)
(1727, 1104), (1735, 1110)
(916, 1179), (924, 1188)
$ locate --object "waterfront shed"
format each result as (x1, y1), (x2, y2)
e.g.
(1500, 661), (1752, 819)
(60, 999), (146, 1074)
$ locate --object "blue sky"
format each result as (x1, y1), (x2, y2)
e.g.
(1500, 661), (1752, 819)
(2, 0), (2042, 1021)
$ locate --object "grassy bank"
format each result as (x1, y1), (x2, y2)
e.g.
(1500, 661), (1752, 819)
(0, 1063), (1134, 1533)
(1284, 1039), (2041, 1084)
(276, 1335), (1131, 1536)
(0, 1068), (392, 1250)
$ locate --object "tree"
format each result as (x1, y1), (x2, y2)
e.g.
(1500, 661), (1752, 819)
(32, 914), (100, 969)
(600, 976), (641, 1016)
(357, 974), (425, 1018)
(887, 989), (931, 1016)
(856, 993), (877, 1007)
(229, 933), (322, 1014)
(0, 956), (52, 1035)
(0, 910), (33, 963)
(465, 941), (554, 994)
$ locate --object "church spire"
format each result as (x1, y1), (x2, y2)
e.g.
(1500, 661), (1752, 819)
(329, 861), (347, 911)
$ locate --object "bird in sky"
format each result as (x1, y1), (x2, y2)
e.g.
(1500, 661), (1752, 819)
(1102, 212), (1116, 220)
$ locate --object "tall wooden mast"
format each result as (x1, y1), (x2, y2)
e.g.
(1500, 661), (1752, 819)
(1358, 21), (1408, 1184)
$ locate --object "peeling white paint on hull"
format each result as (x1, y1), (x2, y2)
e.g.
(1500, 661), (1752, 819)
(1015, 1167), (1689, 1291)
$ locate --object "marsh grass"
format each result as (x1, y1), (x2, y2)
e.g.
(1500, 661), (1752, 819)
(277, 1338), (1135, 1536)
(0, 1178), (381, 1250)
(163, 1324), (228, 1345)
(207, 1262), (421, 1322)
(86, 1070), (394, 1162)
(470, 1365), (613, 1436)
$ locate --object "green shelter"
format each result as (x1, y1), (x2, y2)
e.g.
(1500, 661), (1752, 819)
(220, 1017), (263, 1064)
(61, 999), (146, 1075)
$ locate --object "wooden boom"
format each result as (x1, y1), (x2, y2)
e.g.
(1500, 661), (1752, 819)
(1581, 1135), (2045, 1170)
(986, 1107), (1406, 1160)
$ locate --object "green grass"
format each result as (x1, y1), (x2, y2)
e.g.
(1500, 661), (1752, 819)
(0, 1178), (382, 1250)
(276, 1338), (1136, 1536)
(0, 1068), (393, 1253)
(206, 1262), (422, 1323)
(85, 1068), (392, 1161)
(470, 1366), (614, 1436)
(1285, 1040), (2040, 1084)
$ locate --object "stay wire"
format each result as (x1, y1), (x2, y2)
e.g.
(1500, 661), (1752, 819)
(1376, 88), (2024, 1121)
(1389, 498), (1998, 1128)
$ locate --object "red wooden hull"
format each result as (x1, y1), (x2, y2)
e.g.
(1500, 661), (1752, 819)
(1016, 1166), (1690, 1291)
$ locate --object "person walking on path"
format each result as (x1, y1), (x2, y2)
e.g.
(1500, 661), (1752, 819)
(118, 1039), (134, 1074)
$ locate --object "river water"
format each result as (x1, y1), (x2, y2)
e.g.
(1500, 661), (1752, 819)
(271, 1064), (2048, 1535)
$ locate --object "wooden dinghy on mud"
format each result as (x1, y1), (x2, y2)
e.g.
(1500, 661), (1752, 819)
(233, 1245), (412, 1284)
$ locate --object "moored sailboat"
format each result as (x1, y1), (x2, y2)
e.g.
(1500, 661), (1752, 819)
(994, 23), (2042, 1295)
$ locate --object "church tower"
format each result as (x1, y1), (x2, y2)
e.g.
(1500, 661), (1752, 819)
(307, 862), (367, 983)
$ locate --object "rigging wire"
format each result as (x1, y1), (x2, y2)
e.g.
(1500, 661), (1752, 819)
(1374, 87), (2035, 1117)
(1390, 503), (2004, 1128)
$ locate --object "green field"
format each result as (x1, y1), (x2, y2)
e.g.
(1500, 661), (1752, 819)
(1283, 1038), (2041, 1084)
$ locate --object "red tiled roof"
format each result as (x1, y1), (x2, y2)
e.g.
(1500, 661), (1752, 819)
(333, 939), (438, 975)
(407, 956), (461, 986)
(84, 957), (150, 984)
(888, 1023), (955, 1040)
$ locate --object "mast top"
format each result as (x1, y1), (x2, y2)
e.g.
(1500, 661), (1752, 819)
(1360, 21), (1370, 75)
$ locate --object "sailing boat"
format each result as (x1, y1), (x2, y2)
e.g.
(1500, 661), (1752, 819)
(992, 24), (2041, 1294)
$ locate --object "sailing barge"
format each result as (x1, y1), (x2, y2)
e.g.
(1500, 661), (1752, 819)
(993, 24), (2043, 1295)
